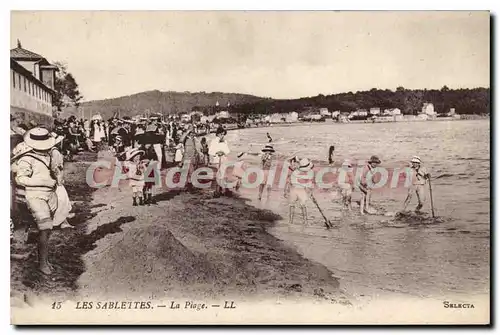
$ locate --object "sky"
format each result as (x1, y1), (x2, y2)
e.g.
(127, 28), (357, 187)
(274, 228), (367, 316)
(10, 11), (490, 102)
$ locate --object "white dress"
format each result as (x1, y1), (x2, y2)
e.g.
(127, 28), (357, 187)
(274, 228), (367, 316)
(93, 124), (101, 142)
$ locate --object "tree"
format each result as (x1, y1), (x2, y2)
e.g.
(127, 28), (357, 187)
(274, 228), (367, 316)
(53, 61), (83, 115)
(403, 90), (424, 115)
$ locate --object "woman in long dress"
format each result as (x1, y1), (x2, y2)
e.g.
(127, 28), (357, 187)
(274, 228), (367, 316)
(92, 120), (103, 151)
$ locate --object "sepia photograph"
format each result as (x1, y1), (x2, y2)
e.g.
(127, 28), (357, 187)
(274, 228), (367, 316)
(9, 10), (490, 325)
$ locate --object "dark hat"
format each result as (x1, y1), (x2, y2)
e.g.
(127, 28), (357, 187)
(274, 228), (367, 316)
(262, 144), (275, 153)
(368, 155), (381, 164)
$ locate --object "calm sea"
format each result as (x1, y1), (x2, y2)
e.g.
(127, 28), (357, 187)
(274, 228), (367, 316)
(226, 120), (490, 301)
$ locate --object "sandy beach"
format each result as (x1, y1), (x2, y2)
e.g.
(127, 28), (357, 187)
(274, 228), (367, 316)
(11, 150), (350, 313)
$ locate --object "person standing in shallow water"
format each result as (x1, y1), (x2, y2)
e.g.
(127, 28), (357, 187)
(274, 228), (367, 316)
(284, 158), (314, 226)
(328, 145), (335, 165)
(258, 144), (275, 201)
(403, 156), (430, 213)
(357, 155), (381, 215)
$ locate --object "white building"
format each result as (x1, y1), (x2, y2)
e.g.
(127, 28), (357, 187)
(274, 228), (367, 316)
(319, 108), (331, 116)
(369, 107), (381, 115)
(10, 41), (57, 124)
(422, 103), (436, 116)
(383, 108), (402, 116)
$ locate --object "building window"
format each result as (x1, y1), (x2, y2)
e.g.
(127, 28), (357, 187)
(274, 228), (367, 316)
(23, 77), (27, 92)
(12, 71), (15, 88)
(17, 73), (21, 90)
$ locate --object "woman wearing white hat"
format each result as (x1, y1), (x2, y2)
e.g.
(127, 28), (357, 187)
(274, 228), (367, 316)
(286, 157), (314, 226)
(403, 156), (430, 213)
(14, 127), (59, 275)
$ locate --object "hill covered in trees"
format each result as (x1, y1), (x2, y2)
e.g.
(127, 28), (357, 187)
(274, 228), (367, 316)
(61, 90), (269, 119)
(231, 86), (490, 117)
(62, 86), (490, 120)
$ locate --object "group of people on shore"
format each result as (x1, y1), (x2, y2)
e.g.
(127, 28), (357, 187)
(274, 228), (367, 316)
(9, 112), (230, 275)
(10, 112), (432, 276)
(213, 137), (432, 226)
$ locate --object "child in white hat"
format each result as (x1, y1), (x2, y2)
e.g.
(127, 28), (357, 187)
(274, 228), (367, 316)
(232, 152), (247, 192)
(14, 127), (58, 275)
(124, 148), (146, 206)
(286, 157), (315, 226)
(338, 160), (354, 211)
(258, 144), (275, 201)
(403, 156), (430, 212)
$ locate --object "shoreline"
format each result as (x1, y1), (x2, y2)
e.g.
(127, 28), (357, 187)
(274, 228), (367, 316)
(11, 151), (349, 314)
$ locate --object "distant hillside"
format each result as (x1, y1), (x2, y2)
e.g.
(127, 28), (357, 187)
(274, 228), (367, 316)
(61, 87), (490, 120)
(61, 90), (268, 120)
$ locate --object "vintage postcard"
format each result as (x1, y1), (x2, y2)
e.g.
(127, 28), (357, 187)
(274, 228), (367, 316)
(10, 10), (490, 325)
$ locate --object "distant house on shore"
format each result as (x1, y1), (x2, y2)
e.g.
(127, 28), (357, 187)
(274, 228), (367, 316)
(369, 107), (381, 115)
(10, 40), (58, 124)
(319, 108), (331, 116)
(383, 108), (402, 116)
(421, 103), (436, 116)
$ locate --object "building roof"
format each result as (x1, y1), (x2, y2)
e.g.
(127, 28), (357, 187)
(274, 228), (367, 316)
(10, 58), (56, 95)
(10, 41), (52, 66)
(10, 46), (44, 60)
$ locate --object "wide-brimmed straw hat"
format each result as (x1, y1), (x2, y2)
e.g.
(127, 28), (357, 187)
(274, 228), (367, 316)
(368, 155), (381, 164)
(298, 158), (314, 172)
(125, 148), (144, 161)
(24, 127), (56, 151)
(411, 156), (422, 164)
(261, 144), (275, 153)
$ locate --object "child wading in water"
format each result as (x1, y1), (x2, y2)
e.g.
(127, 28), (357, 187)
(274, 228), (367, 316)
(328, 145), (335, 165)
(403, 156), (430, 213)
(338, 160), (354, 211)
(284, 158), (314, 226)
(357, 155), (382, 215)
(232, 152), (248, 192)
(125, 148), (146, 206)
(258, 144), (275, 201)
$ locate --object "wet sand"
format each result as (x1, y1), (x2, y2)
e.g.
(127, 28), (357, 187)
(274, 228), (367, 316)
(11, 151), (349, 311)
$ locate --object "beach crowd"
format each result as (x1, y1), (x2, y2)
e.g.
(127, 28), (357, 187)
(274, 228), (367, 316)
(10, 112), (431, 277)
